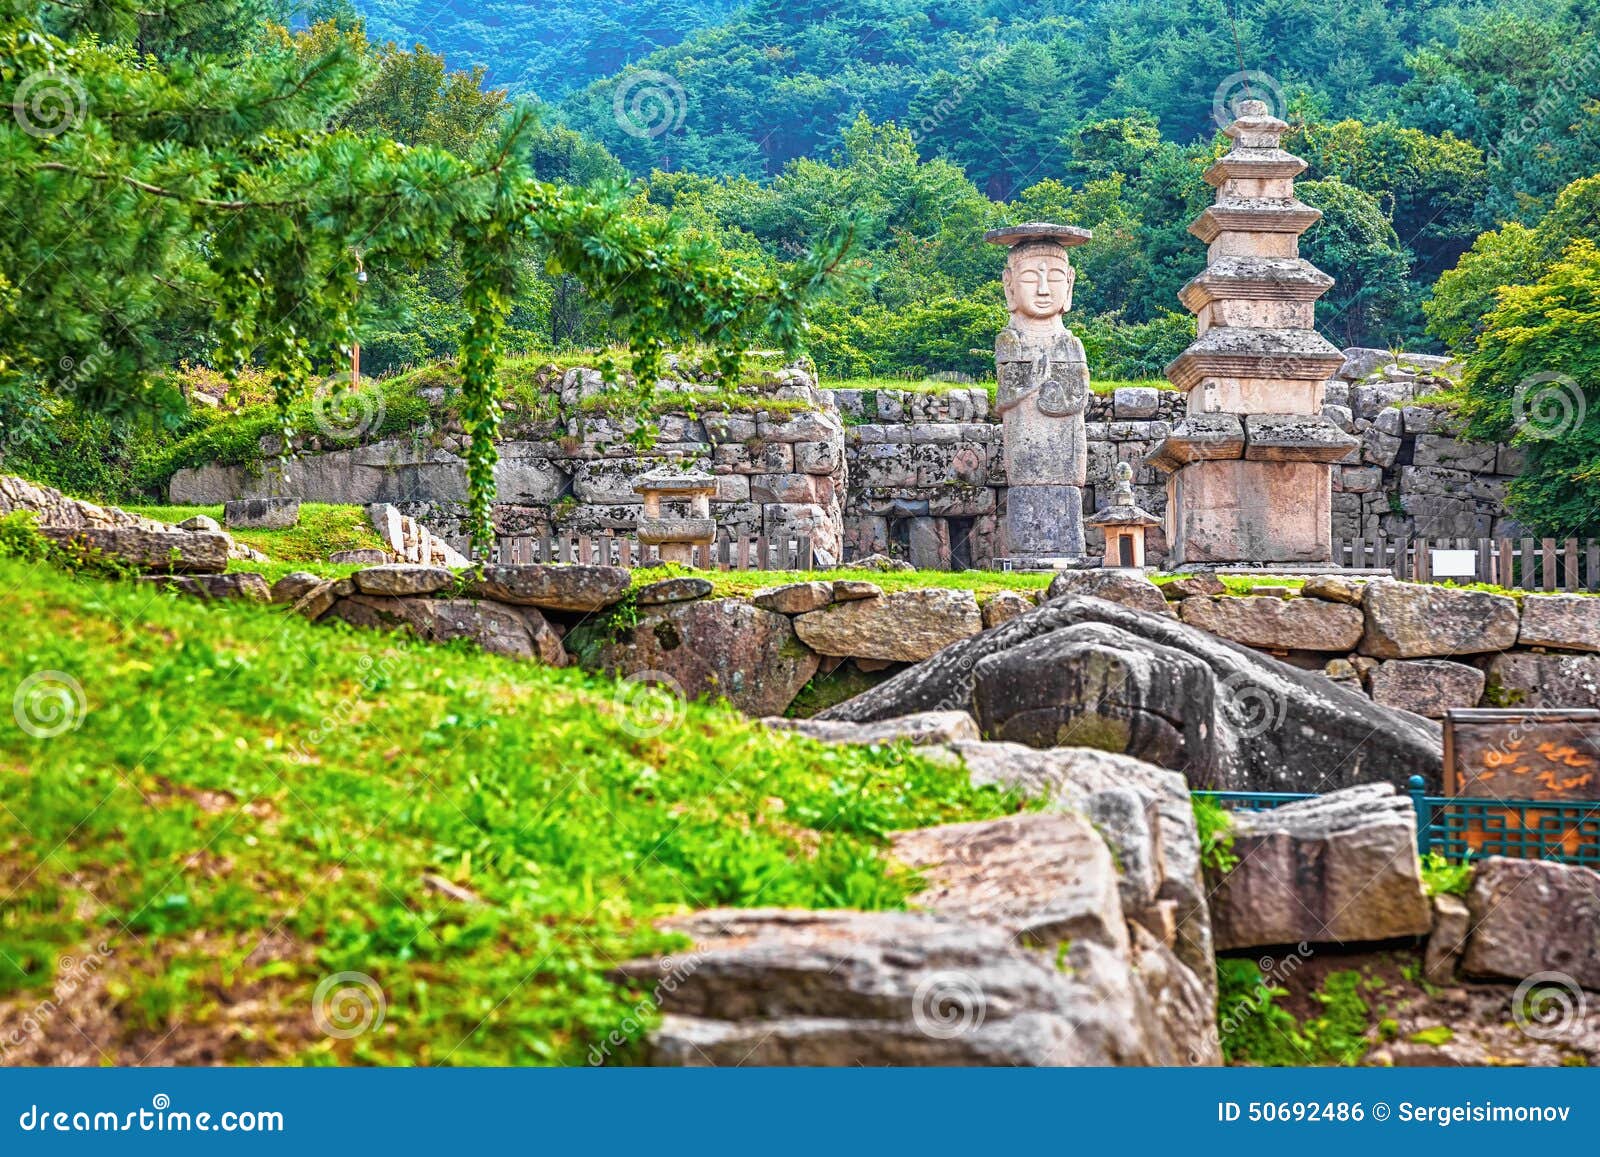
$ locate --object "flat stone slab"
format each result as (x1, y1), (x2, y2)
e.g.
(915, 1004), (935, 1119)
(1361, 580), (1519, 658)
(465, 564), (630, 612)
(40, 527), (230, 574)
(1178, 594), (1363, 651)
(351, 564), (455, 596)
(325, 595), (565, 663)
(1485, 652), (1600, 708)
(636, 576), (713, 606)
(794, 589), (982, 662)
(765, 711), (979, 747)
(1368, 659), (1485, 718)
(223, 497), (300, 530)
(1045, 570), (1171, 617)
(752, 581), (834, 615)
(140, 573), (270, 602)
(1462, 857), (1600, 990)
(1242, 413), (1359, 463)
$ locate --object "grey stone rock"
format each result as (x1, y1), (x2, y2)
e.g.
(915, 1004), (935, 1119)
(351, 564), (455, 596)
(1179, 595), (1364, 652)
(1486, 652), (1600, 708)
(1520, 594), (1600, 653)
(223, 497), (300, 530)
(752, 581), (834, 615)
(765, 710), (980, 747)
(1045, 569), (1171, 617)
(1301, 574), (1366, 605)
(177, 515), (222, 533)
(39, 527), (231, 574)
(327, 549), (391, 565)
(141, 572), (271, 602)
(1361, 580), (1520, 658)
(466, 564), (630, 612)
(794, 589), (982, 662)
(831, 580), (882, 601)
(820, 596), (1444, 792)
(1424, 894), (1470, 986)
(1463, 858), (1600, 990)
(1206, 784), (1432, 950)
(636, 577), (714, 606)
(981, 589), (1034, 629)
(1368, 659), (1485, 718)
(269, 571), (323, 605)
(325, 595), (566, 663)
(1113, 386), (1161, 420)
(1162, 572), (1225, 600)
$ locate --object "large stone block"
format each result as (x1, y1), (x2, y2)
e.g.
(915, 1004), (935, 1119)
(1166, 459), (1332, 565)
(1462, 857), (1600, 990)
(1368, 659), (1485, 718)
(40, 527), (230, 574)
(1206, 784), (1432, 950)
(1520, 594), (1600, 653)
(1486, 652), (1600, 708)
(794, 589), (982, 662)
(1005, 484), (1085, 559)
(223, 497), (299, 529)
(1045, 569), (1171, 618)
(1360, 580), (1519, 658)
(325, 595), (565, 663)
(1178, 595), (1363, 652)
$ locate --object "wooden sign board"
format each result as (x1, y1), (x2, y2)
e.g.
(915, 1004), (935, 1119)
(1442, 708), (1600, 860)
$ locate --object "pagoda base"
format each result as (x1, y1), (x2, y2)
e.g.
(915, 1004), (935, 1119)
(1164, 459), (1333, 566)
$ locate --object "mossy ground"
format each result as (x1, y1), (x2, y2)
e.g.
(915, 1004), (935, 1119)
(0, 553), (1023, 1064)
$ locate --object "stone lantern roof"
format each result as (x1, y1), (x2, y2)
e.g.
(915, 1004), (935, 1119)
(633, 465), (717, 496)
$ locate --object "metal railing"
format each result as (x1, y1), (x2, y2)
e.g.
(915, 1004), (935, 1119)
(1196, 776), (1600, 867)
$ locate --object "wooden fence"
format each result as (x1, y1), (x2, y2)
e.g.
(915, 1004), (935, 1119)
(493, 531), (816, 571)
(1333, 535), (1600, 591)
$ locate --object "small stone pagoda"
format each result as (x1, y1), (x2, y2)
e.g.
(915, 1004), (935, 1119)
(1146, 99), (1357, 566)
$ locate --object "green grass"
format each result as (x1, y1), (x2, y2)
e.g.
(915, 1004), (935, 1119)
(1218, 962), (1374, 1066)
(633, 563), (1055, 598)
(0, 555), (1022, 1064)
(124, 502), (389, 564)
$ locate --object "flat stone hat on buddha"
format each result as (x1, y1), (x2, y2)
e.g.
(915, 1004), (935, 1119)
(984, 221), (1093, 248)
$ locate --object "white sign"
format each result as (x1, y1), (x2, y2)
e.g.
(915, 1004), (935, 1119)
(1431, 549), (1478, 578)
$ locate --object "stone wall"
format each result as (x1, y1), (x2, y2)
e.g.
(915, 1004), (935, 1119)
(166, 351), (1519, 567)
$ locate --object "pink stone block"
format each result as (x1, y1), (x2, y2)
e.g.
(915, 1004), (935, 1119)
(1165, 460), (1332, 565)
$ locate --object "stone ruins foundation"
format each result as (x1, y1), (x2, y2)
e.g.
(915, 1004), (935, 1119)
(986, 222), (1094, 566)
(1148, 98), (1358, 566)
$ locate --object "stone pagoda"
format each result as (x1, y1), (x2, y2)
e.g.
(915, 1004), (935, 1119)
(1146, 99), (1356, 566)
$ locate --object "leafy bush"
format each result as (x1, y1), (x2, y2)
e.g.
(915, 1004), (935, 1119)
(1420, 851), (1473, 896)
(1192, 795), (1239, 874)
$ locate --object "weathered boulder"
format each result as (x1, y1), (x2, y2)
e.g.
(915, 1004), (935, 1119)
(823, 596), (1444, 792)
(325, 595), (565, 663)
(580, 598), (818, 716)
(973, 623), (1214, 769)
(269, 571), (324, 604)
(465, 564), (630, 612)
(1520, 594), (1600, 653)
(1, 472), (168, 531)
(1161, 571), (1225, 600)
(831, 580), (881, 602)
(141, 572), (271, 602)
(1485, 652), (1600, 708)
(1178, 594), (1364, 652)
(636, 576), (713, 606)
(42, 526), (231, 574)
(765, 710), (979, 747)
(1206, 784), (1432, 950)
(793, 589), (982, 662)
(980, 589), (1034, 629)
(752, 581), (834, 615)
(616, 909), (1177, 1066)
(1368, 659), (1486, 718)
(327, 548), (390, 565)
(1424, 893), (1470, 985)
(351, 564), (454, 597)
(1301, 573), (1365, 605)
(1461, 857), (1600, 989)
(1361, 580), (1519, 658)
(1045, 569), (1171, 617)
(891, 813), (1128, 952)
(176, 514), (223, 533)
(287, 578), (348, 621)
(223, 497), (299, 530)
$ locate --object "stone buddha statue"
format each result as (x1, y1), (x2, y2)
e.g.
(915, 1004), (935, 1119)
(985, 222), (1093, 562)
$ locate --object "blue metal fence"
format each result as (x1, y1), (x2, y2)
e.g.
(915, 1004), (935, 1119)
(1195, 775), (1600, 868)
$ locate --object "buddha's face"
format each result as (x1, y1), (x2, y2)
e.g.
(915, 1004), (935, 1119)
(1003, 247), (1073, 320)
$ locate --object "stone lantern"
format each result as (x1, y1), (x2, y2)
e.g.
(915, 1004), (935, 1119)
(1087, 462), (1161, 569)
(634, 466), (718, 565)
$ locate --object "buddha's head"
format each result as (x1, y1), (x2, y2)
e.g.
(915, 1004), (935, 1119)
(1002, 241), (1075, 322)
